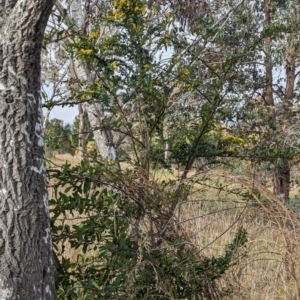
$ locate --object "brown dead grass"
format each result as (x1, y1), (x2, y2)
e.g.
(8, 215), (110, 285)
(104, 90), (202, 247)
(178, 170), (300, 300)
(48, 154), (300, 299)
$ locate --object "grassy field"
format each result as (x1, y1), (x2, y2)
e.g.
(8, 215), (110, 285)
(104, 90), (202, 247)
(48, 153), (300, 299)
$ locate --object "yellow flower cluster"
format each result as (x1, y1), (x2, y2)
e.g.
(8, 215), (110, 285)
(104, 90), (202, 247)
(79, 48), (93, 55)
(108, 0), (147, 21)
(163, 33), (170, 44)
(89, 31), (99, 39)
(217, 130), (244, 155)
(224, 134), (244, 146)
(107, 9), (126, 21)
(112, 0), (128, 9)
(165, 12), (172, 24)
(137, 4), (147, 15)
(111, 61), (119, 70)
(226, 147), (235, 154)
(172, 55), (179, 63)
(179, 68), (190, 77)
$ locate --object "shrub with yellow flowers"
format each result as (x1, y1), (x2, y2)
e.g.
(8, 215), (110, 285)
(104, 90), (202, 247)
(54, 1), (251, 299)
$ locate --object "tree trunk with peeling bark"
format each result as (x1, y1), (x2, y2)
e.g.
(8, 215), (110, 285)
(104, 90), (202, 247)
(68, 0), (118, 161)
(0, 0), (55, 299)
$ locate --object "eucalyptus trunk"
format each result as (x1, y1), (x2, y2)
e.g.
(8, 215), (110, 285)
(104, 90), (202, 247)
(273, 37), (296, 204)
(264, 0), (292, 204)
(68, 0), (118, 161)
(0, 0), (55, 298)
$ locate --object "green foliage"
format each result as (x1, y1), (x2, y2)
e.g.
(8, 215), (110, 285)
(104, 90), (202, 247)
(48, 0), (276, 298)
(45, 118), (74, 154)
(71, 115), (94, 150)
(49, 161), (247, 299)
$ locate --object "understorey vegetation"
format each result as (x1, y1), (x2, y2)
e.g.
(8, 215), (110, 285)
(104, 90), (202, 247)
(44, 0), (300, 299)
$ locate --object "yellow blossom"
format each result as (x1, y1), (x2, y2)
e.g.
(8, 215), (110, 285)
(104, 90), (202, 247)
(227, 147), (235, 154)
(141, 4), (146, 15)
(111, 61), (119, 70)
(172, 55), (179, 63)
(225, 134), (244, 146)
(89, 31), (99, 39)
(179, 68), (190, 77)
(107, 9), (126, 21)
(143, 64), (151, 71)
(165, 12), (172, 24)
(79, 48), (93, 55)
(88, 89), (96, 94)
(163, 33), (170, 44)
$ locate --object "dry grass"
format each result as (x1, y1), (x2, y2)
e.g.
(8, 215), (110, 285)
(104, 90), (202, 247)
(48, 153), (300, 299)
(46, 152), (80, 167)
(179, 170), (300, 300)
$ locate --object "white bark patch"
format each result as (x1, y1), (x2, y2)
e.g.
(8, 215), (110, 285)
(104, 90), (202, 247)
(0, 279), (13, 299)
(35, 123), (44, 147)
(43, 194), (49, 213)
(0, 83), (13, 91)
(45, 285), (51, 295)
(0, 82), (6, 90)
(43, 228), (50, 244)
(8, 66), (16, 77)
(13, 205), (20, 211)
(30, 164), (45, 174)
(17, 75), (27, 86)
(21, 122), (32, 144)
(0, 189), (7, 195)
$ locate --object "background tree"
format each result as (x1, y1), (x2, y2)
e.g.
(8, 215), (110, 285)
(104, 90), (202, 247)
(45, 118), (74, 154)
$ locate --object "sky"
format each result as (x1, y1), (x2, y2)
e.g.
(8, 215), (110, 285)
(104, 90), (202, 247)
(44, 106), (78, 124)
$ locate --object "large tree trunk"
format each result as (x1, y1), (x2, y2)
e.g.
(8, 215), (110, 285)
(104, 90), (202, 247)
(0, 1), (55, 299)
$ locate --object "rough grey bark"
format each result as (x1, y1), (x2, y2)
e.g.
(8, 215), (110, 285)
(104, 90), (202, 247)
(0, 0), (55, 299)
